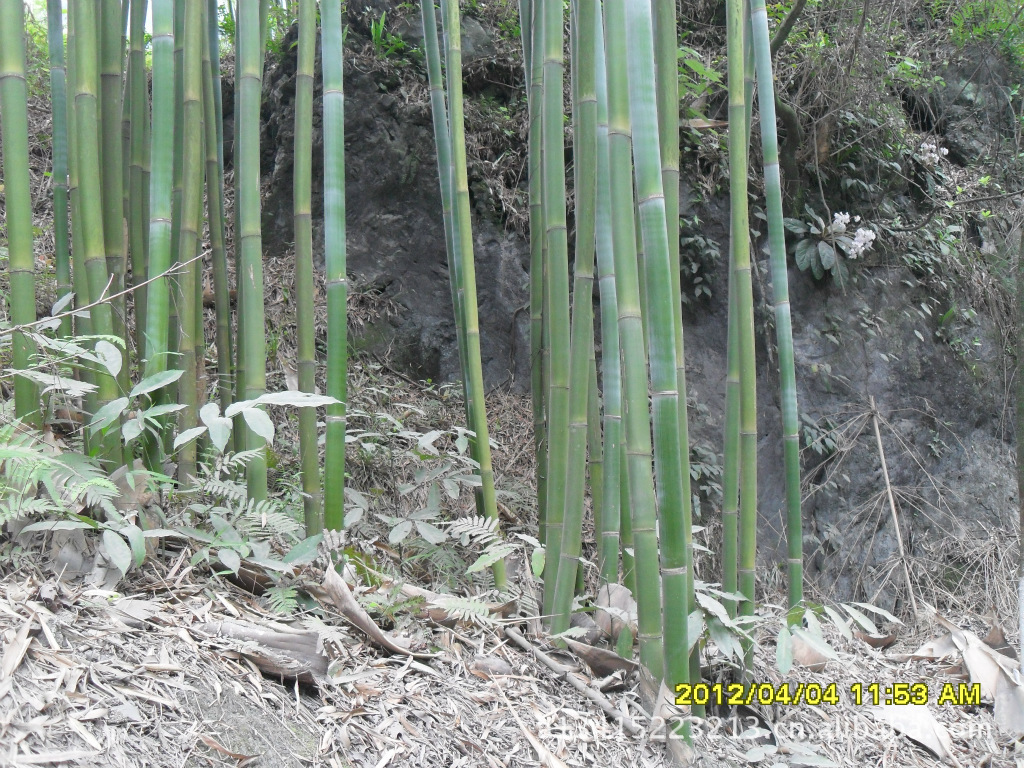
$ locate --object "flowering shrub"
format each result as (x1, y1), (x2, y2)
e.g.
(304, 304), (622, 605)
(784, 207), (878, 286)
(918, 141), (949, 167)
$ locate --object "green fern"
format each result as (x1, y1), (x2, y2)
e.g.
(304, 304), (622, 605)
(432, 595), (498, 627)
(264, 585), (298, 615)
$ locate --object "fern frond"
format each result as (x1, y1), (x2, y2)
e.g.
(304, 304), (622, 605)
(431, 595), (498, 627)
(264, 586), (298, 615)
(445, 515), (501, 548)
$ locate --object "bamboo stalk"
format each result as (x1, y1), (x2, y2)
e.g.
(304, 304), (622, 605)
(539, 0), (572, 615)
(322, 0), (348, 532)
(440, 0), (506, 589)
(603, 0), (662, 678)
(46, 0), (72, 342)
(1, 0), (40, 425)
(593, 14), (620, 587)
(749, 0), (803, 613)
(203, 0), (233, 411)
(550, 0), (597, 634)
(726, 0), (758, 669)
(295, 0), (321, 534)
(100, 0), (127, 388)
(237, 0), (268, 500)
(142, 0), (175, 469)
(623, 0), (690, 690)
(175, 0), (205, 486)
(72, 0), (123, 466)
(129, 0), (150, 352)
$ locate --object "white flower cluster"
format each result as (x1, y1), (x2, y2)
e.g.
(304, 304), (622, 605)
(846, 227), (876, 258)
(830, 212), (861, 234)
(919, 141), (949, 166)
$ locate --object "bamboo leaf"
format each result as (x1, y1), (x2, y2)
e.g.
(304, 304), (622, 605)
(216, 547), (241, 575)
(130, 369), (184, 398)
(241, 408), (275, 445)
(174, 426), (208, 449)
(89, 397), (130, 435)
(103, 529), (133, 577)
(284, 534), (323, 564)
(777, 625), (794, 673)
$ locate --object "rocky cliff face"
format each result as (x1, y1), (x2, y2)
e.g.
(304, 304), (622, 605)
(233, 20), (531, 390)
(245, 15), (1022, 610)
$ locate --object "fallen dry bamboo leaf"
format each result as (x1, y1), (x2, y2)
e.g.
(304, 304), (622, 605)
(870, 703), (958, 765)
(564, 638), (638, 677)
(994, 669), (1024, 736)
(791, 634), (829, 672)
(198, 733), (260, 765)
(854, 630), (897, 649)
(1, 615), (35, 679)
(594, 584), (636, 645)
(321, 567), (435, 659)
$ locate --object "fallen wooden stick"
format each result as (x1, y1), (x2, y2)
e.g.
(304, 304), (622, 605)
(504, 627), (642, 736)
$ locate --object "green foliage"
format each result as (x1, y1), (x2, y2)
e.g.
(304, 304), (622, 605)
(678, 215), (721, 303)
(369, 11), (407, 57)
(785, 207), (877, 287)
(949, 0), (1024, 67)
(677, 45), (722, 112)
(800, 412), (839, 457)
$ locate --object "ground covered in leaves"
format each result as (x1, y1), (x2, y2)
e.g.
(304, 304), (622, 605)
(2, 528), (1024, 768)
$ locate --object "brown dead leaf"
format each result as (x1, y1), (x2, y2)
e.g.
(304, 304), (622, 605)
(983, 622), (1017, 660)
(870, 703), (956, 763)
(321, 567), (436, 659)
(902, 632), (959, 661)
(564, 638), (638, 677)
(854, 630), (897, 649)
(468, 655), (514, 679)
(0, 615), (35, 679)
(594, 583), (636, 645)
(199, 734), (260, 765)
(994, 669), (1024, 737)
(791, 634), (829, 672)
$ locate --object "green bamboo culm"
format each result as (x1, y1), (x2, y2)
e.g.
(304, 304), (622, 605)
(142, 0), (175, 429)
(421, 0), (479, 489)
(322, 0), (348, 533)
(46, 0), (72, 342)
(603, 0), (662, 678)
(167, 0), (186, 394)
(295, 0), (322, 535)
(100, 0), (127, 377)
(202, 0), (233, 411)
(539, 0), (572, 616)
(71, 0), (123, 466)
(128, 0), (150, 351)
(726, 0), (759, 668)
(623, 0), (691, 691)
(0, 0), (40, 425)
(593, 13), (621, 587)
(549, 0), (598, 635)
(750, 0), (803, 614)
(237, 0), (269, 500)
(524, 0), (548, 551)
(440, 0), (507, 590)
(721, 263), (741, 618)
(175, 0), (205, 486)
